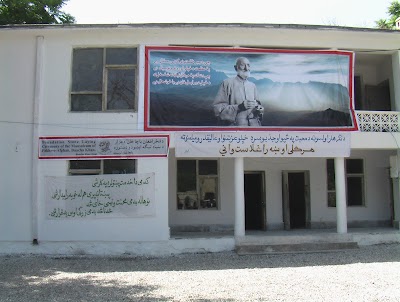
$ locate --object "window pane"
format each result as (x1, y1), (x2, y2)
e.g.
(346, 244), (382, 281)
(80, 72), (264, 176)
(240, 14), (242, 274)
(199, 160), (217, 175)
(106, 68), (135, 110)
(106, 48), (137, 65)
(72, 48), (103, 91)
(103, 159), (136, 174)
(177, 160), (196, 192)
(326, 159), (335, 190)
(70, 160), (101, 170)
(346, 159), (363, 174)
(199, 177), (218, 209)
(328, 192), (336, 207)
(347, 177), (364, 206)
(71, 94), (102, 111)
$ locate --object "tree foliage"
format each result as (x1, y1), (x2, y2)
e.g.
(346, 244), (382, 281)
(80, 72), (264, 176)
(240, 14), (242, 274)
(376, 0), (400, 29)
(0, 0), (75, 25)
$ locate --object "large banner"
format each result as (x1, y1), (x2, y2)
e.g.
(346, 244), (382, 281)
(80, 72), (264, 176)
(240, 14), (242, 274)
(145, 46), (357, 131)
(175, 132), (350, 158)
(45, 173), (155, 219)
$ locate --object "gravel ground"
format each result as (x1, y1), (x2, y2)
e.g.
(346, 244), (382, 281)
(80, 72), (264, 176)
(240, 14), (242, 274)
(1, 244), (400, 302)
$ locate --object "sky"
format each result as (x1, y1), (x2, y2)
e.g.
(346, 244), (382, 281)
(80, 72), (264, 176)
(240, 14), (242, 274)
(64, 0), (393, 28)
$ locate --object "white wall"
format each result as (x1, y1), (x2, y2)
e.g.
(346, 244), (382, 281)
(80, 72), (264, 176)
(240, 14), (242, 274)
(1, 29), (173, 243)
(34, 30), (170, 242)
(168, 150), (235, 227)
(1, 25), (400, 244)
(38, 158), (169, 242)
(169, 151), (394, 228)
(0, 33), (37, 241)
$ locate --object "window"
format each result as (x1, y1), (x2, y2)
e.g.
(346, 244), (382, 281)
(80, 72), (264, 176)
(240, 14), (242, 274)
(69, 159), (136, 175)
(71, 47), (137, 112)
(177, 160), (218, 210)
(346, 159), (365, 206)
(326, 159), (365, 207)
(326, 159), (336, 207)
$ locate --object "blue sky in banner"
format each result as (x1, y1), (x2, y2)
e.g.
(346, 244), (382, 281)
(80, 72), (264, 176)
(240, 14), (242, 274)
(212, 52), (350, 85)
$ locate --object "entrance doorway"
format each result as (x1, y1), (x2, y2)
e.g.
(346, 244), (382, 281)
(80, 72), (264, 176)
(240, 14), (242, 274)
(282, 171), (310, 230)
(244, 172), (266, 231)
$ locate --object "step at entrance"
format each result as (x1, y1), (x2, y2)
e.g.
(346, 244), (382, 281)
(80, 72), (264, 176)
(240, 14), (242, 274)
(236, 241), (359, 255)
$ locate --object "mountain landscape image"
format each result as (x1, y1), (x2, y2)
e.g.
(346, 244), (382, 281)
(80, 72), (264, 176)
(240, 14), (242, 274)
(147, 51), (354, 129)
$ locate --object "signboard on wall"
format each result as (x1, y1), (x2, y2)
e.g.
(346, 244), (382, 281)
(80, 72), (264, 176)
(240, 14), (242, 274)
(39, 135), (169, 159)
(145, 46), (357, 132)
(175, 132), (351, 158)
(45, 173), (155, 219)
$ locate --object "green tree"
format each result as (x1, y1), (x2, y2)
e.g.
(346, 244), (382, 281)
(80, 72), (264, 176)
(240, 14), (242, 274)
(0, 0), (75, 25)
(376, 0), (400, 29)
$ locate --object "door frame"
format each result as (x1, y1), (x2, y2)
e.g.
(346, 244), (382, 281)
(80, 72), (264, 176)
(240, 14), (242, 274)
(244, 171), (266, 231)
(282, 170), (310, 230)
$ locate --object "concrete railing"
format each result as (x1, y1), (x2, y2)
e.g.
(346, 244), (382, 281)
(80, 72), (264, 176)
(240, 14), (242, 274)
(356, 111), (400, 132)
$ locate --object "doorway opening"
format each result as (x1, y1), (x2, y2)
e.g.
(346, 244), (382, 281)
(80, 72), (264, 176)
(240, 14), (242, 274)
(282, 171), (310, 230)
(245, 171), (266, 231)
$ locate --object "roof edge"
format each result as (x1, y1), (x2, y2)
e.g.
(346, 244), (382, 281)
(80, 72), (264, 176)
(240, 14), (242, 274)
(0, 22), (397, 33)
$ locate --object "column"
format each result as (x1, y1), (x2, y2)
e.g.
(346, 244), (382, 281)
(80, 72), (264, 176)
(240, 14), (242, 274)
(335, 157), (347, 234)
(234, 157), (245, 238)
(391, 51), (400, 111)
(392, 51), (400, 229)
(393, 152), (400, 229)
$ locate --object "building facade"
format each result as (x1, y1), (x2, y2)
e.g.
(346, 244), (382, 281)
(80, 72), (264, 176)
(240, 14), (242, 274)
(1, 23), (400, 256)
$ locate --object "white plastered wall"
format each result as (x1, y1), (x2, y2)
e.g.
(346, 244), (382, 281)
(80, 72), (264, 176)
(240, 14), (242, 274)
(0, 29), (171, 243)
(38, 158), (169, 242)
(2, 25), (400, 244)
(0, 32), (37, 241)
(36, 31), (169, 242)
(168, 149), (236, 228)
(169, 150), (394, 229)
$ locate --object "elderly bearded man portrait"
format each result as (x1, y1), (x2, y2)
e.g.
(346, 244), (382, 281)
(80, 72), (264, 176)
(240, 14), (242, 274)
(213, 57), (264, 126)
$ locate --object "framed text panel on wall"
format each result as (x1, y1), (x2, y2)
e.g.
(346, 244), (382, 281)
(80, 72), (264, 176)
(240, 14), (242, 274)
(39, 135), (169, 159)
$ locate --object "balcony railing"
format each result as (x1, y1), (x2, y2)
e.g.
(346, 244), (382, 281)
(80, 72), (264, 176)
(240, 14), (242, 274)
(356, 111), (399, 132)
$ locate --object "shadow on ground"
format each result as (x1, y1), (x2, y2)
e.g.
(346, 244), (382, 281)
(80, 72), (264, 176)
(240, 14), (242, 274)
(0, 244), (399, 301)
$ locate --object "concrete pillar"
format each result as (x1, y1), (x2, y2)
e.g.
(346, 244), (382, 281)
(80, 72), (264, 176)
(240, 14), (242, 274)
(391, 51), (400, 111)
(393, 152), (400, 229)
(392, 176), (400, 229)
(392, 52), (400, 229)
(335, 157), (347, 234)
(234, 157), (245, 238)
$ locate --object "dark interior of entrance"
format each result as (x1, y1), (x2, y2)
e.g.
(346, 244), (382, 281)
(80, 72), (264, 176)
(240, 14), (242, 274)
(245, 172), (265, 230)
(288, 172), (306, 229)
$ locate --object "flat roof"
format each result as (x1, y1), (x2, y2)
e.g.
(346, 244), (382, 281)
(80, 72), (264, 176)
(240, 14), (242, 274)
(0, 22), (398, 34)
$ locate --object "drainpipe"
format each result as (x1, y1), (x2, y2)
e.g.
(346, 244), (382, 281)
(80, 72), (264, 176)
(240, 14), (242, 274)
(31, 36), (44, 244)
(335, 157), (347, 234)
(234, 157), (245, 239)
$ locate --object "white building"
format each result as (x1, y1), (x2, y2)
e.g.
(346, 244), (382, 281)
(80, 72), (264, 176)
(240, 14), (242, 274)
(1, 23), (400, 256)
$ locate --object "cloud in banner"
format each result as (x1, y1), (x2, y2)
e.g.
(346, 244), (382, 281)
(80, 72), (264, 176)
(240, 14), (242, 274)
(145, 47), (355, 130)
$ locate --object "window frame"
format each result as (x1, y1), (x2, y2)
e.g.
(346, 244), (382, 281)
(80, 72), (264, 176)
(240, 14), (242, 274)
(176, 159), (219, 210)
(346, 159), (365, 206)
(70, 47), (138, 112)
(69, 159), (137, 175)
(326, 158), (366, 207)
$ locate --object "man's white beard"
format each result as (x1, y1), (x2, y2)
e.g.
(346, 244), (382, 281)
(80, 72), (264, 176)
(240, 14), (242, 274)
(238, 70), (250, 79)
